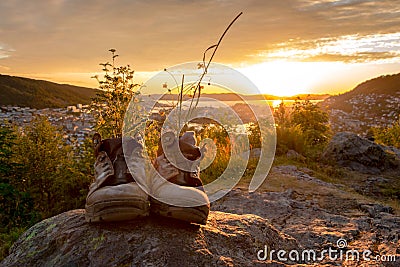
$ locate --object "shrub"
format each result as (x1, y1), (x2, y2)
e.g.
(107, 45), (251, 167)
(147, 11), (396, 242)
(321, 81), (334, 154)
(273, 99), (331, 157)
(373, 119), (400, 148)
(11, 117), (88, 217)
(275, 125), (306, 155)
(91, 49), (140, 139)
(291, 99), (331, 146)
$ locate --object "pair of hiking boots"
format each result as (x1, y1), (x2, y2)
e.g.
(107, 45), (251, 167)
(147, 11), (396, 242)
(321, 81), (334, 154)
(85, 131), (210, 225)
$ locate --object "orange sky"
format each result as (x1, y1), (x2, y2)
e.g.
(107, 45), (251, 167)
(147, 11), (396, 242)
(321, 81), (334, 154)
(0, 0), (399, 96)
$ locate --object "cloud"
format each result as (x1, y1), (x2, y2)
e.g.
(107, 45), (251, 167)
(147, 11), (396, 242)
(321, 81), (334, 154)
(0, 0), (399, 74)
(0, 43), (14, 60)
(296, 0), (400, 35)
(253, 32), (400, 63)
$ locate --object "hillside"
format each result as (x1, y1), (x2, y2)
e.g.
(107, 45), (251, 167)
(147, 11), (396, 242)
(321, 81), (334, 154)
(321, 73), (400, 134)
(322, 73), (400, 112)
(0, 74), (97, 109)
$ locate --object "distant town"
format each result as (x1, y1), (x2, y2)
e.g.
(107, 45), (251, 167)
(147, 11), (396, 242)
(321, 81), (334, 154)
(324, 92), (400, 135)
(0, 104), (94, 145)
(1, 90), (399, 144)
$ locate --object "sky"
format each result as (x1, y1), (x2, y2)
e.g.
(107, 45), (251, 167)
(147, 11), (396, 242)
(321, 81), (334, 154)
(0, 0), (399, 96)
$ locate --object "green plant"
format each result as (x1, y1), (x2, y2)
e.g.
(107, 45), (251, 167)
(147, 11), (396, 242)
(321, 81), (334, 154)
(247, 122), (261, 149)
(0, 226), (26, 261)
(272, 99), (330, 157)
(144, 121), (161, 160)
(275, 125), (306, 155)
(274, 101), (290, 128)
(197, 125), (230, 184)
(0, 126), (40, 261)
(12, 116), (91, 217)
(0, 126), (39, 230)
(0, 183), (38, 230)
(91, 49), (140, 139)
(291, 99), (331, 146)
(0, 126), (18, 180)
(161, 13), (243, 135)
(372, 119), (400, 148)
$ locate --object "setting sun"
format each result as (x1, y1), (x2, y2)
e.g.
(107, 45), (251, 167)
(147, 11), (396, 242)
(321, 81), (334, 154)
(239, 61), (349, 96)
(241, 61), (327, 96)
(239, 59), (400, 96)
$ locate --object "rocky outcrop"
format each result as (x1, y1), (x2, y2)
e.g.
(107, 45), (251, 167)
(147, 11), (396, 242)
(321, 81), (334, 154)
(286, 150), (306, 162)
(213, 188), (400, 266)
(322, 132), (399, 174)
(3, 163), (400, 266)
(2, 210), (298, 267)
(212, 165), (399, 265)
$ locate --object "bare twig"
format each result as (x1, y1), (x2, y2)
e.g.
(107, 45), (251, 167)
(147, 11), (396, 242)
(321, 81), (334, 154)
(178, 74), (184, 133)
(187, 12), (243, 120)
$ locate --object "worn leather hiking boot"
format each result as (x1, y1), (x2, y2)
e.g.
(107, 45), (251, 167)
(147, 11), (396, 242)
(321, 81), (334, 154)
(150, 131), (210, 225)
(85, 133), (150, 222)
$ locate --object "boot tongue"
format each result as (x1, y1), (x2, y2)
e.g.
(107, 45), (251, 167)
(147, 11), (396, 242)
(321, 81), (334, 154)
(180, 131), (196, 145)
(158, 131), (201, 161)
(99, 138), (134, 186)
(179, 131), (201, 161)
(99, 138), (122, 162)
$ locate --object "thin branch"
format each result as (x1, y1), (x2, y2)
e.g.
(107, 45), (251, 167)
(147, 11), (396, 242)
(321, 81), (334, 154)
(187, 12), (243, 120)
(178, 74), (184, 135)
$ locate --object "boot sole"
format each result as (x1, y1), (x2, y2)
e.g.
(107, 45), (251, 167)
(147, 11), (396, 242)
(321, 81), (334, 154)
(85, 198), (150, 223)
(150, 199), (209, 225)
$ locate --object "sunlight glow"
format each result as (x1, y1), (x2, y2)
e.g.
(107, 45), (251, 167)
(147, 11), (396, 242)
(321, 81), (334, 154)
(239, 61), (346, 96)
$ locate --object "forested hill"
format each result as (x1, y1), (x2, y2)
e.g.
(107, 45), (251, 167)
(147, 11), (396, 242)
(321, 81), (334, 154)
(0, 74), (97, 109)
(321, 73), (400, 134)
(344, 72), (400, 96)
(323, 73), (400, 112)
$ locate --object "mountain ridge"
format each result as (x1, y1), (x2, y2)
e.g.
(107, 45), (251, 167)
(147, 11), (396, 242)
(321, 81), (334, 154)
(321, 72), (400, 134)
(0, 74), (98, 109)
(324, 73), (400, 111)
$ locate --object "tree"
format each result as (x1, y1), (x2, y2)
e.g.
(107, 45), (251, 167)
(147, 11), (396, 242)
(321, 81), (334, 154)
(13, 116), (91, 217)
(273, 102), (305, 155)
(274, 101), (290, 128)
(247, 122), (261, 149)
(0, 126), (38, 231)
(91, 49), (140, 138)
(0, 126), (16, 181)
(291, 99), (331, 146)
(373, 119), (400, 148)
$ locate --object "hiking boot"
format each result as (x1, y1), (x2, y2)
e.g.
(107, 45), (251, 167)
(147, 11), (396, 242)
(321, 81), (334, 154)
(150, 131), (210, 225)
(85, 133), (150, 222)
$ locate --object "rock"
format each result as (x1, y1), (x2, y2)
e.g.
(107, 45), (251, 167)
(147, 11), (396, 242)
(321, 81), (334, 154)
(212, 188), (400, 259)
(213, 188), (354, 249)
(241, 148), (262, 159)
(359, 203), (394, 218)
(1, 210), (299, 267)
(322, 132), (399, 174)
(366, 177), (390, 184)
(382, 146), (400, 159)
(354, 176), (391, 197)
(286, 150), (306, 162)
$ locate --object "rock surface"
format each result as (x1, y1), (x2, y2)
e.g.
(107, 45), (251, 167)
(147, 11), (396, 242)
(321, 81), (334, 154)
(3, 163), (400, 266)
(213, 188), (400, 266)
(322, 132), (399, 174)
(213, 163), (400, 266)
(2, 210), (298, 267)
(286, 150), (306, 162)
